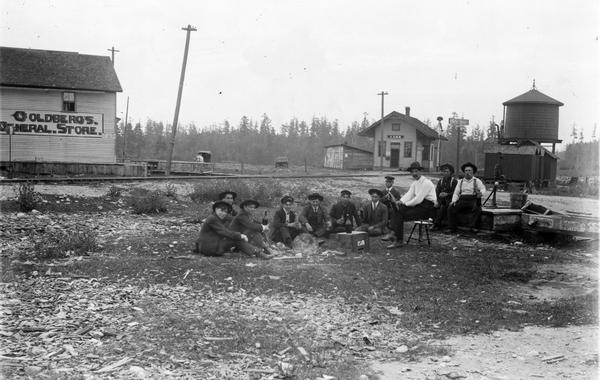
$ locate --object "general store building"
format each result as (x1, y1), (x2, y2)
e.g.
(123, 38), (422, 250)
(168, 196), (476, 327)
(358, 107), (444, 170)
(0, 47), (122, 170)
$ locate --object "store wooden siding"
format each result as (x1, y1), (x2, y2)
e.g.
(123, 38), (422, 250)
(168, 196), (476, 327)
(0, 87), (116, 163)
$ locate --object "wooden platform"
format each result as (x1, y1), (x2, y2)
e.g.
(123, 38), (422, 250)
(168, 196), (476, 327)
(481, 208), (523, 232)
(521, 213), (600, 237)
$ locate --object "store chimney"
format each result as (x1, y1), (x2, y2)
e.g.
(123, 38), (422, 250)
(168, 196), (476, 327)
(405, 106), (411, 116)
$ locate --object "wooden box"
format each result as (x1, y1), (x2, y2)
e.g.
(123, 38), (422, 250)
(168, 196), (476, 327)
(335, 231), (369, 252)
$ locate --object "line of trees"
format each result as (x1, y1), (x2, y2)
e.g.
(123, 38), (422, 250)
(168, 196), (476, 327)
(114, 114), (373, 166)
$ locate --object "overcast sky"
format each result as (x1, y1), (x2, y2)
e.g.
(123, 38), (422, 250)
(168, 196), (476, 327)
(2, 0), (598, 147)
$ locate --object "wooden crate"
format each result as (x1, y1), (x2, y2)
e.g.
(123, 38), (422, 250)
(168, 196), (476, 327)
(335, 231), (370, 252)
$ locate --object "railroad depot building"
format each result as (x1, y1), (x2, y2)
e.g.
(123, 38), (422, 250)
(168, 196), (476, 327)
(323, 143), (373, 170)
(0, 46), (122, 171)
(358, 107), (444, 170)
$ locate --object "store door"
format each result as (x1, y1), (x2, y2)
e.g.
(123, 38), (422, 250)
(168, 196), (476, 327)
(390, 149), (400, 168)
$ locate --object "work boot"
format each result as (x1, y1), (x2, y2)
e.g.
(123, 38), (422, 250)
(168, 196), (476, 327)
(386, 241), (403, 249)
(256, 250), (273, 260)
(380, 232), (395, 241)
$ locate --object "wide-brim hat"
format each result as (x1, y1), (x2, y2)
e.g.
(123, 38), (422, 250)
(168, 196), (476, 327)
(407, 161), (424, 171)
(240, 199), (260, 209)
(218, 191), (237, 200)
(340, 190), (351, 197)
(440, 163), (455, 174)
(307, 193), (324, 201)
(212, 200), (233, 213)
(368, 188), (384, 197)
(281, 195), (294, 204)
(384, 176), (395, 181)
(460, 162), (478, 174)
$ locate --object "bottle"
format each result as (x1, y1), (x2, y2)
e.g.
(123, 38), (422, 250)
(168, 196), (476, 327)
(344, 213), (352, 234)
(262, 211), (269, 226)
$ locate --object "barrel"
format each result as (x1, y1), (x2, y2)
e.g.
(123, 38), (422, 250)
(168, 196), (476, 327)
(509, 193), (528, 209)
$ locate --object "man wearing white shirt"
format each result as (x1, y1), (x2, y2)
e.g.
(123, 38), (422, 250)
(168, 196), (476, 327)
(384, 161), (437, 248)
(447, 162), (487, 233)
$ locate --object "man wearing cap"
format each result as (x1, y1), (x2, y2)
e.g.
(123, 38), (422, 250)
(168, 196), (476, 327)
(356, 189), (388, 236)
(230, 199), (274, 258)
(381, 176), (402, 214)
(299, 193), (331, 238)
(329, 190), (360, 233)
(447, 162), (486, 233)
(194, 201), (269, 259)
(384, 161), (437, 248)
(432, 163), (458, 230)
(270, 195), (301, 247)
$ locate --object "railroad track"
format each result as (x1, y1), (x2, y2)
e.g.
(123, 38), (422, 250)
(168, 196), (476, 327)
(0, 172), (407, 184)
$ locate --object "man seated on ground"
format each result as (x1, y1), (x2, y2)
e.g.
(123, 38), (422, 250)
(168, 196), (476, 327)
(194, 201), (270, 259)
(432, 163), (458, 231)
(356, 189), (388, 236)
(329, 190), (360, 233)
(447, 162), (486, 233)
(299, 192), (331, 238)
(270, 195), (301, 247)
(230, 199), (274, 258)
(218, 190), (238, 223)
(383, 161), (437, 248)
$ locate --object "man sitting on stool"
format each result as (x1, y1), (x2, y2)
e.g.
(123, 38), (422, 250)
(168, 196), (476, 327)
(383, 161), (437, 248)
(446, 162), (486, 233)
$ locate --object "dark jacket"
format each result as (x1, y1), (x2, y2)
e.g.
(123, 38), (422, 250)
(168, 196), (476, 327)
(230, 210), (264, 236)
(381, 187), (402, 208)
(329, 201), (360, 227)
(197, 214), (243, 256)
(359, 201), (388, 229)
(298, 204), (328, 229)
(271, 207), (297, 230)
(436, 176), (458, 206)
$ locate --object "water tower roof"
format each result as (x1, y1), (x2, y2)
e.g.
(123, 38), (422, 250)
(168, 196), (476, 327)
(503, 88), (564, 106)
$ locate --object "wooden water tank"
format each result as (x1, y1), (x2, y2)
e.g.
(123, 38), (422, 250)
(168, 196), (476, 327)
(502, 88), (563, 143)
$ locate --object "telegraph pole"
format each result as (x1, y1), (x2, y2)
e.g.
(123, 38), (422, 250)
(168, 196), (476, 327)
(166, 24), (196, 176)
(436, 116), (443, 170)
(107, 46), (119, 64)
(449, 112), (468, 171)
(122, 96), (129, 162)
(377, 91), (388, 169)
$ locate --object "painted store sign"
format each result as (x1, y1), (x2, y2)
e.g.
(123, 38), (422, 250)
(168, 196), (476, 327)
(0, 109), (104, 137)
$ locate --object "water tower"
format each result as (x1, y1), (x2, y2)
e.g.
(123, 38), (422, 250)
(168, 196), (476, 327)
(484, 82), (562, 186)
(501, 81), (564, 153)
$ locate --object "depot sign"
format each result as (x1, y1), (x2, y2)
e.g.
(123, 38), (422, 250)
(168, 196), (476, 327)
(0, 110), (104, 137)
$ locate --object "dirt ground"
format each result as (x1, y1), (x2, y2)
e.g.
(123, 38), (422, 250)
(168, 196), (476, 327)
(0, 177), (598, 379)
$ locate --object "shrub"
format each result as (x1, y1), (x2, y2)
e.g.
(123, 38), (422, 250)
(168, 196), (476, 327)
(106, 185), (122, 198)
(33, 226), (99, 259)
(164, 182), (177, 199)
(13, 182), (40, 212)
(189, 179), (285, 205)
(131, 190), (168, 214)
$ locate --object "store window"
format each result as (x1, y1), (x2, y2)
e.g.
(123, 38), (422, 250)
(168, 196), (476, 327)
(404, 141), (413, 158)
(391, 123), (401, 131)
(62, 92), (76, 112)
(378, 141), (386, 157)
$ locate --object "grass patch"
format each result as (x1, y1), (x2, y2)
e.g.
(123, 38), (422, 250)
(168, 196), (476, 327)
(189, 179), (285, 205)
(32, 226), (99, 259)
(13, 182), (40, 212)
(130, 190), (168, 214)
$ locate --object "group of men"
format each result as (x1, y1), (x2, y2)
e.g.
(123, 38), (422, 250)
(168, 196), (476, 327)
(194, 160), (487, 257)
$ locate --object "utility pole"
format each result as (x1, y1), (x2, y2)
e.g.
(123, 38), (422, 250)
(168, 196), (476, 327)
(166, 24), (196, 176)
(122, 96), (129, 162)
(436, 116), (443, 170)
(107, 46), (119, 64)
(377, 91), (388, 169)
